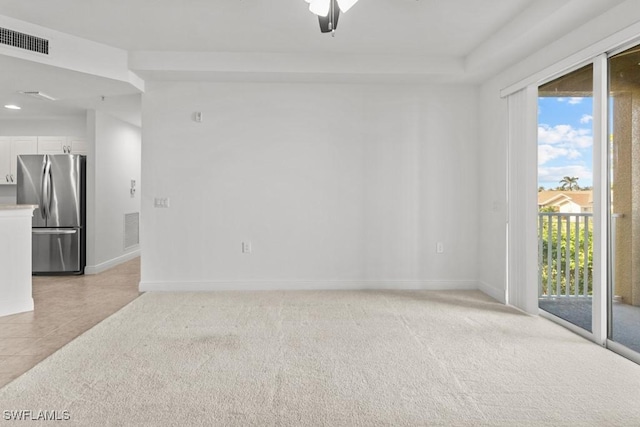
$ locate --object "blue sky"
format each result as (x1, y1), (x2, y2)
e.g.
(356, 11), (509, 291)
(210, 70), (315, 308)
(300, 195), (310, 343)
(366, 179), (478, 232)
(538, 96), (593, 189)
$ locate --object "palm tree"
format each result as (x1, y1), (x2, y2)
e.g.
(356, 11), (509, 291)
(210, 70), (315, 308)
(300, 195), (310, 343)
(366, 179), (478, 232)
(559, 176), (580, 191)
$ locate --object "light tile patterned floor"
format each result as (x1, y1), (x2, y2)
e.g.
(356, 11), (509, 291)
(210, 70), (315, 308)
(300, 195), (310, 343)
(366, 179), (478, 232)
(0, 258), (140, 388)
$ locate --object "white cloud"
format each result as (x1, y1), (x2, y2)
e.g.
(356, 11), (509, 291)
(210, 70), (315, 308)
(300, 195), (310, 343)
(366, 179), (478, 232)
(538, 124), (592, 148)
(556, 97), (585, 105)
(538, 165), (592, 184)
(580, 114), (593, 124)
(538, 144), (581, 165)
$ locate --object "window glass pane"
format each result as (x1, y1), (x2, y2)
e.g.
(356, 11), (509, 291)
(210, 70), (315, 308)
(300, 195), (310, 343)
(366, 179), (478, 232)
(538, 64), (594, 332)
(609, 45), (640, 353)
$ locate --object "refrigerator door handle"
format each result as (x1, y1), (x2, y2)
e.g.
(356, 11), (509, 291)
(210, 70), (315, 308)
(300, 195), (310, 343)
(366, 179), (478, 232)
(32, 229), (78, 235)
(42, 156), (52, 221)
(47, 160), (53, 219)
(39, 158), (48, 220)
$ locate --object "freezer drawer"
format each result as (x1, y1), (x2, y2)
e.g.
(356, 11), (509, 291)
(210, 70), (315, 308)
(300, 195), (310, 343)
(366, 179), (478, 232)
(32, 228), (82, 273)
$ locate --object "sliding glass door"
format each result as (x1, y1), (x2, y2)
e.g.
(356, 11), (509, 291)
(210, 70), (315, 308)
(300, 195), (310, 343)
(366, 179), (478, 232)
(608, 45), (640, 355)
(537, 65), (594, 332)
(534, 42), (640, 363)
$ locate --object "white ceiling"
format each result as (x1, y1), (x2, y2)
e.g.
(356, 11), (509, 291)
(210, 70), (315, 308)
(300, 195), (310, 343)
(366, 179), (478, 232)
(0, 0), (535, 55)
(0, 0), (628, 124)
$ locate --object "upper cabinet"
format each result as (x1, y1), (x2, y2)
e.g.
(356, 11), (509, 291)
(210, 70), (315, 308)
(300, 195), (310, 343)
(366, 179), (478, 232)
(37, 136), (88, 155)
(36, 136), (66, 154)
(0, 137), (38, 184)
(0, 136), (87, 185)
(66, 137), (88, 155)
(0, 138), (11, 184)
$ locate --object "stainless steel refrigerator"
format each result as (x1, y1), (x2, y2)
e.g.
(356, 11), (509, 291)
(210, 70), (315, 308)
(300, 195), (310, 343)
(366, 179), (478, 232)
(17, 154), (86, 275)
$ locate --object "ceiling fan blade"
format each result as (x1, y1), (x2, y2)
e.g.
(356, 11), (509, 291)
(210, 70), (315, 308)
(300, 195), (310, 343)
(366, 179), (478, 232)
(308, 0), (330, 17)
(336, 0), (358, 13)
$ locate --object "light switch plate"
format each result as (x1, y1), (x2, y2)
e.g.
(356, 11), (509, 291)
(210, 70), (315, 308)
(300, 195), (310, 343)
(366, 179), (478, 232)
(154, 197), (170, 208)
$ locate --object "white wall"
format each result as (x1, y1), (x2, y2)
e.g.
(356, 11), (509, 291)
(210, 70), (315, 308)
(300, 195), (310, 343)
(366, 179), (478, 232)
(0, 117), (86, 137)
(85, 110), (141, 273)
(140, 82), (479, 290)
(478, 0), (640, 302)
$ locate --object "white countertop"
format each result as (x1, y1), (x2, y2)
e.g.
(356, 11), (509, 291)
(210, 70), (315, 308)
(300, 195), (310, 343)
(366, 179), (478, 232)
(0, 204), (37, 211)
(0, 205), (37, 217)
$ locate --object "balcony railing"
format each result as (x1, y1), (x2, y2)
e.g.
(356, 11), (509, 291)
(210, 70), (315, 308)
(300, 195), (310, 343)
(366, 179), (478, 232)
(538, 212), (593, 298)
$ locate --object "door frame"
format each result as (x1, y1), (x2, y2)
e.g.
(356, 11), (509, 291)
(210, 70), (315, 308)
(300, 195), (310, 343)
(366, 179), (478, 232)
(503, 26), (640, 362)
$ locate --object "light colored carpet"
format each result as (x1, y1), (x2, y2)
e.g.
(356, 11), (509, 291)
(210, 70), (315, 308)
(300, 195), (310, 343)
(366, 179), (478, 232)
(1, 290), (640, 426)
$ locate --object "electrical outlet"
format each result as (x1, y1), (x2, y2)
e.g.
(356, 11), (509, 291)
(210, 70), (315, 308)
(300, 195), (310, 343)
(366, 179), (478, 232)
(436, 242), (444, 254)
(242, 241), (252, 254)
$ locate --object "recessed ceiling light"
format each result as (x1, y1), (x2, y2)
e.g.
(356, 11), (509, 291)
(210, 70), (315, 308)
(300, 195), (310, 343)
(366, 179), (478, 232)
(4, 104), (21, 110)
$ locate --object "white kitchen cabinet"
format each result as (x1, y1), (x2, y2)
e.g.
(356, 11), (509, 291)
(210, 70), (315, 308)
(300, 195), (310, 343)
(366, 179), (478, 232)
(37, 136), (67, 154)
(0, 205), (36, 316)
(0, 138), (10, 184)
(67, 137), (88, 155)
(37, 136), (87, 155)
(0, 137), (37, 185)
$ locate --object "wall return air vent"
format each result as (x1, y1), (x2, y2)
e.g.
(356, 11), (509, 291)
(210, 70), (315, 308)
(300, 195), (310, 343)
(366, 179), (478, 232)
(0, 27), (49, 55)
(124, 212), (140, 250)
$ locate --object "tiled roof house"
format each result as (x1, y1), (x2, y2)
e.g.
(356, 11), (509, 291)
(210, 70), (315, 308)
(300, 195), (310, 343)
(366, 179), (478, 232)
(538, 190), (593, 213)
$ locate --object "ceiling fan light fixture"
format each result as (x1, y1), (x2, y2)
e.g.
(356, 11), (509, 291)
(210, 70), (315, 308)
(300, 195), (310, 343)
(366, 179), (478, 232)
(305, 0), (358, 15)
(304, 0), (358, 34)
(318, 2), (340, 34)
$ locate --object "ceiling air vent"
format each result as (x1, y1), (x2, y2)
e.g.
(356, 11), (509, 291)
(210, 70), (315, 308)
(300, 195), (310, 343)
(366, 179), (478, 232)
(0, 27), (49, 55)
(19, 91), (56, 101)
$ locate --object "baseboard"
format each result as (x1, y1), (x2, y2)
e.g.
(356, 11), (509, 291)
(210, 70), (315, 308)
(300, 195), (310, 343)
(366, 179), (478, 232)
(85, 249), (140, 275)
(477, 281), (506, 304)
(0, 297), (34, 317)
(139, 279), (479, 292)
